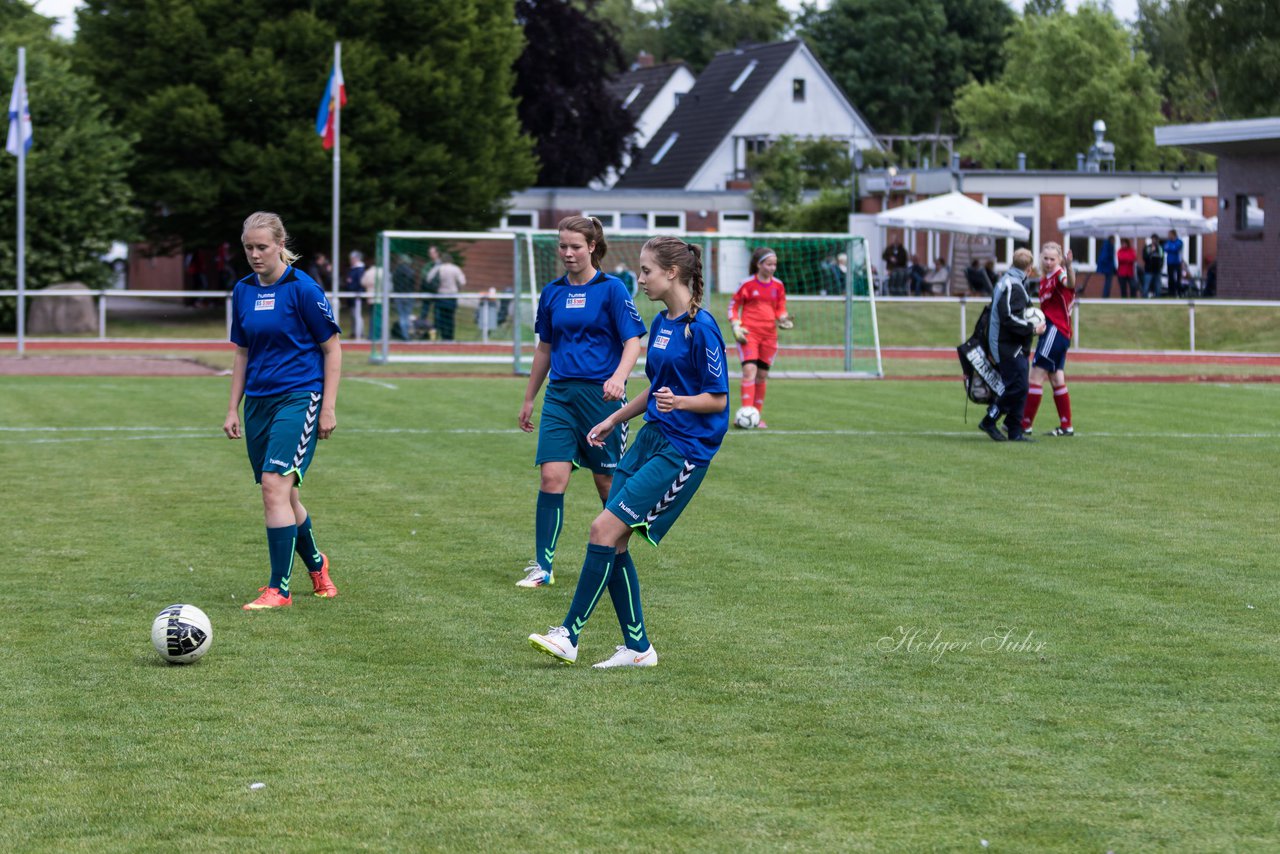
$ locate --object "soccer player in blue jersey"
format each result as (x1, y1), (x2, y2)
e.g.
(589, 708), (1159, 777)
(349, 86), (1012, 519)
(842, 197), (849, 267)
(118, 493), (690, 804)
(516, 216), (646, 588)
(529, 236), (729, 667)
(223, 212), (343, 610)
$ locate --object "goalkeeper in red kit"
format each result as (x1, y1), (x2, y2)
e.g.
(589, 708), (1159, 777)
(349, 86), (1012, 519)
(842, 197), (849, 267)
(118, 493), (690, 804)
(728, 246), (792, 428)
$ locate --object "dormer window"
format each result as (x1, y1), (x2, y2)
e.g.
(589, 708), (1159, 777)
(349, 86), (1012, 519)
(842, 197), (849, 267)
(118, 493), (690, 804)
(652, 132), (679, 164)
(729, 60), (758, 93)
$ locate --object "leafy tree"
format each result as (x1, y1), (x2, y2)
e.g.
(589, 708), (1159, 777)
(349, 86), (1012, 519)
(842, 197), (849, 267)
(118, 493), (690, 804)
(73, 0), (535, 259)
(595, 0), (665, 64)
(800, 0), (1013, 135)
(750, 136), (852, 232)
(0, 3), (137, 331)
(661, 0), (790, 70)
(593, 0), (790, 70)
(1186, 0), (1280, 118)
(1134, 0), (1221, 134)
(514, 0), (635, 186)
(954, 4), (1172, 169)
(1023, 0), (1065, 14)
(943, 0), (1017, 96)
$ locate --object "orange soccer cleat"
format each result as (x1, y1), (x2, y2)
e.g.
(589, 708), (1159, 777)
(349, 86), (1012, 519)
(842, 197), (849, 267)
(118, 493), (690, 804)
(310, 553), (339, 598)
(242, 587), (292, 610)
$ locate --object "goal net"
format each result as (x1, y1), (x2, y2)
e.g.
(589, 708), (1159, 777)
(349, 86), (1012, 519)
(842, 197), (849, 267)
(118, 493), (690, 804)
(370, 230), (881, 377)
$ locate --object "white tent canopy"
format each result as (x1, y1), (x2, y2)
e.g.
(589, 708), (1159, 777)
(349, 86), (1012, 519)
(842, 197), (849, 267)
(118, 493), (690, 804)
(1057, 194), (1213, 238)
(875, 191), (1030, 239)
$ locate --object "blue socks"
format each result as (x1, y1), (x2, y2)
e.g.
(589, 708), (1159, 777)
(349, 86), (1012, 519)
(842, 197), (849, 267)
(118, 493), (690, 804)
(266, 525), (297, 597)
(607, 550), (649, 651)
(563, 543), (615, 644)
(295, 515), (324, 572)
(535, 491), (564, 573)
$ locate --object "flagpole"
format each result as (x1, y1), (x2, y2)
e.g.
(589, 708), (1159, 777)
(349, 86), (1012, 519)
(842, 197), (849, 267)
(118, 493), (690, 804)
(16, 47), (26, 356)
(331, 41), (341, 302)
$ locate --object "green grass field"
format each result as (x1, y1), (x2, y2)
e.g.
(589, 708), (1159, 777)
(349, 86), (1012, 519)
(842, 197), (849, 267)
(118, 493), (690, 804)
(2, 376), (1278, 851)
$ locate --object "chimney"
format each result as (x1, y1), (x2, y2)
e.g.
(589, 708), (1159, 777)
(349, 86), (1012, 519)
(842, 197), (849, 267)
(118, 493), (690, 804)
(1016, 152), (1026, 171)
(634, 51), (655, 69)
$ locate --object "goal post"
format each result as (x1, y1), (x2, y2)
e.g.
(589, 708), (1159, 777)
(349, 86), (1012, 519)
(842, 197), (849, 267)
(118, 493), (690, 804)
(369, 229), (881, 378)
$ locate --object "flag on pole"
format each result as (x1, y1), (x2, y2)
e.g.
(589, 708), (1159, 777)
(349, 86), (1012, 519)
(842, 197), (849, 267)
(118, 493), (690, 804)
(6, 64), (32, 157)
(315, 57), (346, 150)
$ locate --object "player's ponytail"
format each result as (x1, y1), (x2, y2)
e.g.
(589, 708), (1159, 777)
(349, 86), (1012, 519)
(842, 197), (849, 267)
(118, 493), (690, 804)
(684, 243), (705, 339)
(242, 211), (300, 266)
(558, 215), (608, 270)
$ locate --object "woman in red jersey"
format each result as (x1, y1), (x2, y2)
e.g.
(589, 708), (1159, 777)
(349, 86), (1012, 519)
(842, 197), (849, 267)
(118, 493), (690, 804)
(1022, 242), (1078, 437)
(728, 246), (792, 429)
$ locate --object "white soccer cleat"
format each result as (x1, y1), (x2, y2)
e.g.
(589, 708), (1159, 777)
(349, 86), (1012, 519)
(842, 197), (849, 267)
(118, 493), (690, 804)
(516, 561), (554, 588)
(529, 626), (577, 664)
(593, 644), (658, 669)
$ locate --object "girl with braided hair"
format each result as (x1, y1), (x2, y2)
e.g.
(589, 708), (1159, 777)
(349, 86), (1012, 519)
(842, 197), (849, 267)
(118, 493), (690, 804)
(516, 216), (646, 588)
(529, 236), (729, 668)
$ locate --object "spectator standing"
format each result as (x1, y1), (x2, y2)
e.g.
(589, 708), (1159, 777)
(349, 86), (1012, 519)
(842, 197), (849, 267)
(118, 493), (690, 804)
(1097, 236), (1117, 298)
(391, 253), (417, 340)
(345, 251), (367, 340)
(1164, 230), (1185, 297)
(1116, 238), (1137, 299)
(433, 252), (466, 341)
(614, 262), (638, 299)
(309, 252), (334, 291)
(1142, 234), (1164, 298)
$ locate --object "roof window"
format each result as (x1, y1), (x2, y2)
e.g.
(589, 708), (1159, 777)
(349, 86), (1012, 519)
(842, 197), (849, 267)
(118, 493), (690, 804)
(652, 132), (679, 164)
(729, 60), (758, 93)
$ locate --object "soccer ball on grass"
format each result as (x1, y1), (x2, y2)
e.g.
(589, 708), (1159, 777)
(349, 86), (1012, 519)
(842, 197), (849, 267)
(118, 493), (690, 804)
(151, 604), (212, 665)
(734, 406), (761, 430)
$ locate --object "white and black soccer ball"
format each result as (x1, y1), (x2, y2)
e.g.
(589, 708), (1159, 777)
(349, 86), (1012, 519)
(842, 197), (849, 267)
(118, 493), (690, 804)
(151, 604), (212, 665)
(734, 405), (761, 430)
(1024, 307), (1046, 328)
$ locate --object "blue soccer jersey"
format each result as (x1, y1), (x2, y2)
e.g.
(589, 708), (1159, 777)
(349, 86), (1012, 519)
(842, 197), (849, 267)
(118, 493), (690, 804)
(230, 266), (341, 397)
(535, 271), (646, 383)
(643, 309), (730, 465)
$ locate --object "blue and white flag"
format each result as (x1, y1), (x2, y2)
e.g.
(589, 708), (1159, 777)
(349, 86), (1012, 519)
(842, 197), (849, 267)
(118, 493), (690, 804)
(7, 66), (32, 157)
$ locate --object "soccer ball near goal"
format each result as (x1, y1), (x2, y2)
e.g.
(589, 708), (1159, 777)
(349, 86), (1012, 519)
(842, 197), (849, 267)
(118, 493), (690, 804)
(734, 406), (761, 430)
(151, 604), (212, 665)
(1024, 307), (1046, 328)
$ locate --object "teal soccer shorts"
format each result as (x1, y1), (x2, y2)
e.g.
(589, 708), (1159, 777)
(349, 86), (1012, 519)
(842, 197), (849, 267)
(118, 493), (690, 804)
(605, 423), (710, 546)
(535, 380), (627, 473)
(244, 391), (322, 485)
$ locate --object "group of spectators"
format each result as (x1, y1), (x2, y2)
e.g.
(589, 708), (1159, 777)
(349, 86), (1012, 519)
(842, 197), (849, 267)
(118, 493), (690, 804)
(880, 229), (1216, 300)
(310, 246), (481, 342)
(877, 241), (985, 297)
(1092, 231), (1211, 298)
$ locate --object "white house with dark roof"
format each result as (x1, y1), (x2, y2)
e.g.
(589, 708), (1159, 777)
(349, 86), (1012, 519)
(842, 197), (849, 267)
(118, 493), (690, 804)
(595, 60), (697, 189)
(616, 40), (881, 192)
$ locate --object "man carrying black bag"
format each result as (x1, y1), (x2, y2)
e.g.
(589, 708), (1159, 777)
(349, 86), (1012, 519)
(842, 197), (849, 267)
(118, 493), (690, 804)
(980, 248), (1044, 442)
